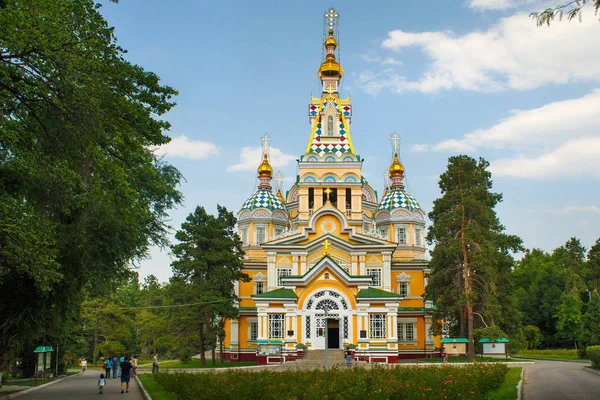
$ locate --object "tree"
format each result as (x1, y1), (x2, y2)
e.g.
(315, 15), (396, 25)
(0, 0), (181, 375)
(523, 325), (544, 350)
(586, 239), (600, 293)
(531, 0), (600, 26)
(426, 156), (523, 360)
(554, 289), (584, 348)
(169, 206), (248, 367)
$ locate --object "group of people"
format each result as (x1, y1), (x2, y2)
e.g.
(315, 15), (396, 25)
(96, 353), (159, 394)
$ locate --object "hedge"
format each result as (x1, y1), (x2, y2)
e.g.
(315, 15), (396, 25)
(587, 346), (600, 368)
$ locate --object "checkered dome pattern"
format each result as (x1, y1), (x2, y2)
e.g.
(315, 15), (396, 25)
(242, 189), (286, 211)
(378, 189), (421, 212)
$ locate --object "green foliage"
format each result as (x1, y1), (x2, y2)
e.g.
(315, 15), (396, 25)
(587, 240), (600, 293)
(531, 0), (600, 26)
(155, 364), (508, 400)
(426, 156), (523, 359)
(554, 289), (583, 346)
(587, 346), (600, 368)
(487, 367), (522, 400)
(523, 325), (544, 350)
(138, 374), (178, 400)
(515, 349), (580, 360)
(0, 0), (181, 372)
(580, 291), (600, 358)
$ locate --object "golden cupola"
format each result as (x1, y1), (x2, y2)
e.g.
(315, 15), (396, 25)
(257, 153), (273, 178)
(318, 28), (344, 79)
(388, 152), (405, 178)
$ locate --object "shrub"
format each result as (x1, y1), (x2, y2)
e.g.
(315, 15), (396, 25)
(523, 326), (543, 350)
(155, 363), (508, 400)
(587, 346), (600, 368)
(295, 343), (305, 350)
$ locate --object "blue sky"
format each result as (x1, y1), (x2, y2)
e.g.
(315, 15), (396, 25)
(100, 0), (600, 282)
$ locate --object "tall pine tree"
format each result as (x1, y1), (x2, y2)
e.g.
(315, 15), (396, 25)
(426, 156), (522, 360)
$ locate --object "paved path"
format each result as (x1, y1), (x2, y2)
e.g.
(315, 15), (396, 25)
(17, 371), (143, 400)
(519, 360), (600, 399)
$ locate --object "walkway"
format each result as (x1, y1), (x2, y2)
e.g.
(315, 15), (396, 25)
(16, 371), (144, 400)
(520, 360), (600, 399)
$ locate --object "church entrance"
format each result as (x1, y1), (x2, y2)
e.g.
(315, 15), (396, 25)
(303, 289), (352, 350)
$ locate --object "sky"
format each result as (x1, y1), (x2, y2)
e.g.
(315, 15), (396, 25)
(99, 0), (600, 282)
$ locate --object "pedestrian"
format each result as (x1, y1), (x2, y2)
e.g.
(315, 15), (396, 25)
(132, 355), (138, 376)
(104, 358), (112, 379)
(152, 353), (159, 374)
(120, 356), (132, 394)
(98, 373), (106, 394)
(118, 356), (124, 377)
(81, 359), (88, 372)
(112, 356), (118, 379)
(442, 347), (448, 366)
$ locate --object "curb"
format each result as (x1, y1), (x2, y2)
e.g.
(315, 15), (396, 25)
(512, 357), (590, 364)
(5, 372), (83, 399)
(517, 367), (524, 400)
(135, 375), (152, 400)
(583, 366), (600, 376)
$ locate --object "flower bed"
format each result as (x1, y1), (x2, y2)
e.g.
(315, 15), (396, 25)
(155, 364), (508, 400)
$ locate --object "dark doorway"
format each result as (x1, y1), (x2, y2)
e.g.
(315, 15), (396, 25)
(327, 327), (339, 349)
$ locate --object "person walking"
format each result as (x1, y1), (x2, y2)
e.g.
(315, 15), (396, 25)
(132, 355), (138, 376)
(152, 353), (159, 374)
(120, 356), (132, 394)
(104, 358), (112, 379)
(442, 348), (449, 366)
(112, 356), (118, 379)
(81, 359), (87, 372)
(118, 356), (124, 377)
(98, 373), (106, 394)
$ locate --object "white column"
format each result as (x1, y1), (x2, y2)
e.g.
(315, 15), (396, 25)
(357, 252), (367, 275)
(230, 319), (239, 348)
(382, 251), (392, 292)
(286, 304), (298, 344)
(267, 251), (277, 290)
(351, 254), (358, 275)
(257, 310), (268, 341)
(293, 251), (308, 275)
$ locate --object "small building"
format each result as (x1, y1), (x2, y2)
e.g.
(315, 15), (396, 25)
(479, 338), (508, 356)
(440, 338), (468, 355)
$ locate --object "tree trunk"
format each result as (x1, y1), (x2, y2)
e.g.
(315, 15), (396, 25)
(0, 348), (8, 386)
(211, 346), (216, 367)
(219, 338), (224, 365)
(199, 322), (206, 368)
(93, 308), (100, 365)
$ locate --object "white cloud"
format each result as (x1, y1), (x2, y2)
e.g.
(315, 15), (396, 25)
(360, 8), (600, 94)
(227, 146), (296, 172)
(155, 135), (218, 159)
(545, 205), (600, 214)
(360, 54), (403, 65)
(467, 0), (541, 10)
(490, 137), (600, 178)
(419, 89), (600, 151)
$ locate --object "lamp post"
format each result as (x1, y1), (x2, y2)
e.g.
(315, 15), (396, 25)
(324, 306), (329, 370)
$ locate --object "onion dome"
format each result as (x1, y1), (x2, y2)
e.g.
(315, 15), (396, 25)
(242, 189), (286, 211)
(257, 153), (273, 178)
(388, 153), (405, 177)
(276, 188), (285, 203)
(318, 29), (344, 79)
(378, 189), (421, 212)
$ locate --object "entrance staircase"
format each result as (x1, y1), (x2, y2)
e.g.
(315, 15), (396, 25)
(291, 350), (346, 368)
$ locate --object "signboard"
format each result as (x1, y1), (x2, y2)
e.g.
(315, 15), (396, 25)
(445, 343), (467, 355)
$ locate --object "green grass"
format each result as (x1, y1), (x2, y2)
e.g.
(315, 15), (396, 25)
(3, 378), (57, 387)
(413, 356), (520, 363)
(514, 349), (583, 360)
(138, 375), (177, 400)
(487, 367), (522, 400)
(150, 359), (256, 369)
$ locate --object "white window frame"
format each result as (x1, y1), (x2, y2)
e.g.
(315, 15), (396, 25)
(240, 227), (248, 246)
(396, 225), (407, 245)
(398, 318), (418, 343)
(398, 281), (409, 297)
(415, 226), (423, 247)
(248, 318), (258, 342)
(369, 314), (386, 339)
(276, 268), (292, 287)
(255, 225), (267, 245)
(268, 314), (285, 339)
(367, 268), (382, 287)
(380, 227), (388, 240)
(255, 281), (265, 295)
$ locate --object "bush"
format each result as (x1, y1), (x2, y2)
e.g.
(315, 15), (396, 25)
(295, 343), (305, 350)
(155, 364), (508, 400)
(587, 346), (600, 368)
(523, 326), (543, 350)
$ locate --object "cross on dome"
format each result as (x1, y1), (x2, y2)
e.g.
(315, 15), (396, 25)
(390, 132), (401, 154)
(261, 133), (271, 156)
(324, 8), (339, 29)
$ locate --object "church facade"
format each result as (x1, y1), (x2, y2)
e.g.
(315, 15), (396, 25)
(223, 9), (440, 364)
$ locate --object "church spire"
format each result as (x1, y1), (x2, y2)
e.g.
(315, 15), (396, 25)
(318, 8), (343, 93)
(257, 134), (273, 190)
(388, 132), (405, 190)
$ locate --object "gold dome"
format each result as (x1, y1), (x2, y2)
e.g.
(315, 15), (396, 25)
(325, 29), (337, 48)
(317, 29), (344, 79)
(388, 153), (405, 177)
(257, 153), (273, 178)
(276, 189), (285, 203)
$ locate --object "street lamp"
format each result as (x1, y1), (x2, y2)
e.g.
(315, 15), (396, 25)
(324, 306), (329, 370)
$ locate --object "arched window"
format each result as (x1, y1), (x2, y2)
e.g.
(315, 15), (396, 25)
(327, 115), (334, 136)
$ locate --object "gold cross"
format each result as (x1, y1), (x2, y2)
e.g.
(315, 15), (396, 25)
(323, 239), (331, 255)
(323, 187), (333, 202)
(326, 83), (336, 94)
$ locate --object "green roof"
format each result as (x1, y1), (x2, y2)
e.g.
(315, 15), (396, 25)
(238, 306), (257, 311)
(252, 288), (297, 299)
(34, 346), (54, 353)
(441, 338), (469, 343)
(357, 288), (402, 299)
(479, 338), (509, 343)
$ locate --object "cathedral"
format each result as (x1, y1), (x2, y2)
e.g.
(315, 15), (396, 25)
(223, 9), (440, 364)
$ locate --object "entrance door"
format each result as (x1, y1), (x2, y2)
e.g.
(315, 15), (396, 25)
(314, 317), (326, 349)
(327, 327), (339, 349)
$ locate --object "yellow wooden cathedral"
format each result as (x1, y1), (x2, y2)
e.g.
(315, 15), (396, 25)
(223, 9), (440, 364)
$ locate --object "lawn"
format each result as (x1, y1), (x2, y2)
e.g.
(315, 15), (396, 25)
(153, 363), (509, 400)
(138, 375), (177, 400)
(148, 359), (257, 369)
(514, 349), (583, 361)
(487, 367), (522, 400)
(413, 356), (519, 363)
